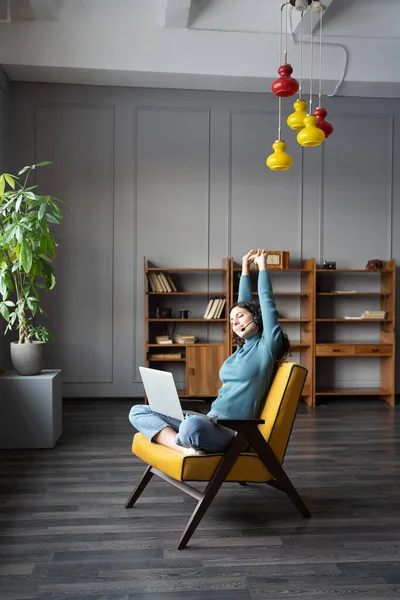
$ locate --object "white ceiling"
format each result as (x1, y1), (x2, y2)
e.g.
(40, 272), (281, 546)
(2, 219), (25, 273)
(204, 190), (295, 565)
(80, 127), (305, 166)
(0, 0), (399, 98)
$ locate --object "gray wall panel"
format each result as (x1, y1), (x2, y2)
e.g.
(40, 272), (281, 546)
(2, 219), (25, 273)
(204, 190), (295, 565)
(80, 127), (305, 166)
(136, 107), (210, 267)
(323, 115), (393, 269)
(35, 105), (114, 383)
(230, 110), (302, 262)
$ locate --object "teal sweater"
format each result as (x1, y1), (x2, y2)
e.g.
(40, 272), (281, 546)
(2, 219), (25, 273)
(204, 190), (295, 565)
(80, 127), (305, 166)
(210, 269), (282, 420)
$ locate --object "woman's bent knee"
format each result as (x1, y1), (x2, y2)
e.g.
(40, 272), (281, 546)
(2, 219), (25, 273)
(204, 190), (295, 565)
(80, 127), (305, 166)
(128, 403), (153, 427)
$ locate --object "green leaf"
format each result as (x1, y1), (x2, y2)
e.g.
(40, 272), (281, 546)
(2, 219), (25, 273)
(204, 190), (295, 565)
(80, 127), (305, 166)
(0, 175), (4, 197)
(4, 174), (16, 189)
(38, 203), (46, 221)
(39, 220), (49, 235)
(45, 213), (60, 224)
(34, 161), (52, 168)
(15, 194), (23, 212)
(15, 225), (23, 243)
(17, 166), (31, 176)
(2, 224), (16, 244)
(27, 298), (36, 312)
(49, 199), (62, 221)
(0, 303), (9, 320)
(47, 237), (55, 258)
(49, 272), (56, 290)
(20, 238), (33, 273)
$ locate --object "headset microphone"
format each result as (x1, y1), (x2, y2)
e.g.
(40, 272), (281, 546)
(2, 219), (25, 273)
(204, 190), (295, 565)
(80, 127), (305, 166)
(240, 320), (255, 332)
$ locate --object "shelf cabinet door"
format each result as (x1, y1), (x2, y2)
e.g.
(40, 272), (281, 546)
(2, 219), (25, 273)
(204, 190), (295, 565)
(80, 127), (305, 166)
(186, 345), (226, 396)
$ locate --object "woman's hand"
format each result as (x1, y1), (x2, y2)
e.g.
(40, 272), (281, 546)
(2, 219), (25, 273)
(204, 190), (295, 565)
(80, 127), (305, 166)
(254, 249), (268, 270)
(242, 249), (257, 265)
(242, 249), (258, 276)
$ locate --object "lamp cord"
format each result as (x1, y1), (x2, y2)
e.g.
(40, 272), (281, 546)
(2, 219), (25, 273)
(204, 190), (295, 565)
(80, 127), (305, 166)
(285, 0), (288, 64)
(279, 4), (283, 66)
(289, 5), (348, 98)
(299, 11), (303, 99)
(319, 4), (323, 106)
(309, 5), (314, 115)
(278, 3), (288, 141)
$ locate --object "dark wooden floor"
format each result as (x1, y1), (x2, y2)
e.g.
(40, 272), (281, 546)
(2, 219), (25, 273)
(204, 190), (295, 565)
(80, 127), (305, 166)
(1, 397), (400, 600)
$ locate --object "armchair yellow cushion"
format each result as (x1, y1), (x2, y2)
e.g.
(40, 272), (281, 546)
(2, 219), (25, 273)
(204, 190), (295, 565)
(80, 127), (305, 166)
(132, 433), (273, 482)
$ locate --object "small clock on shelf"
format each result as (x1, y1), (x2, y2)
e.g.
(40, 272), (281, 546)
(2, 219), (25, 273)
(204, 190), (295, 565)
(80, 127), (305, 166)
(265, 251), (290, 270)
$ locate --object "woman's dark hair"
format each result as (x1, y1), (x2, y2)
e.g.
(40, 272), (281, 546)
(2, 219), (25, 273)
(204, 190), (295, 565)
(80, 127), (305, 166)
(230, 300), (292, 365)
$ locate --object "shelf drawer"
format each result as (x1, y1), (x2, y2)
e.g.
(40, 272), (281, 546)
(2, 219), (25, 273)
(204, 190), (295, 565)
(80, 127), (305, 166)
(316, 345), (356, 356)
(354, 345), (392, 355)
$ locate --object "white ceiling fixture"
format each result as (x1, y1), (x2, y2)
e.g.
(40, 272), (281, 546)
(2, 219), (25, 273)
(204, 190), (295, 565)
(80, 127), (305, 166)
(29, 0), (63, 21)
(162, 0), (192, 28)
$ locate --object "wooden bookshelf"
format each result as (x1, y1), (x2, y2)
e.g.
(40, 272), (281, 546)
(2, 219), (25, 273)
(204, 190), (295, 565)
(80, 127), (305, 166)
(315, 260), (396, 406)
(143, 257), (230, 399)
(142, 257), (396, 407)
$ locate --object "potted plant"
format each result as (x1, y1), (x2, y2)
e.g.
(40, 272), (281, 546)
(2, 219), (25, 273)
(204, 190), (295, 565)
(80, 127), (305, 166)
(0, 162), (63, 375)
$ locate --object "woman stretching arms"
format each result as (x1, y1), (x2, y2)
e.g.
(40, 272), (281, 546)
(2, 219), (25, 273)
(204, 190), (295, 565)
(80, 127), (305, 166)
(129, 249), (291, 454)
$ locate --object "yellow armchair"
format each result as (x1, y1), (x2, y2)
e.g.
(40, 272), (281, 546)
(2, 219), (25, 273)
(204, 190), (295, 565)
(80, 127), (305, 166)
(125, 362), (310, 549)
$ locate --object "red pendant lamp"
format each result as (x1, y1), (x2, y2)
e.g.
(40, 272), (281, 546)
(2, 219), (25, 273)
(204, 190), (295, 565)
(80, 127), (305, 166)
(313, 107), (333, 138)
(312, 1), (333, 138)
(271, 2), (299, 98)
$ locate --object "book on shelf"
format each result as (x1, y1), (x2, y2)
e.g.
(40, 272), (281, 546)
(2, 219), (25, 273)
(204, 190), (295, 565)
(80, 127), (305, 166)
(203, 298), (214, 319)
(214, 298), (226, 319)
(148, 353), (182, 359)
(212, 298), (226, 319)
(205, 297), (225, 319)
(362, 310), (387, 319)
(344, 316), (364, 319)
(146, 272), (159, 292)
(174, 334), (196, 344)
(155, 335), (173, 344)
(147, 271), (177, 293)
(156, 272), (167, 292)
(165, 273), (177, 292)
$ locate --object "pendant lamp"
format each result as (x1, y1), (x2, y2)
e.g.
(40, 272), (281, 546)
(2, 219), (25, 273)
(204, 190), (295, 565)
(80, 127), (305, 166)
(287, 10), (308, 130)
(312, 2), (333, 138)
(267, 98), (293, 171)
(266, 140), (293, 171)
(271, 2), (299, 98)
(297, 2), (325, 147)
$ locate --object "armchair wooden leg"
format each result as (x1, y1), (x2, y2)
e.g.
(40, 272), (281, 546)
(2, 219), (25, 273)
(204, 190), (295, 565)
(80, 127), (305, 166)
(248, 429), (311, 519)
(125, 465), (154, 509)
(178, 434), (248, 550)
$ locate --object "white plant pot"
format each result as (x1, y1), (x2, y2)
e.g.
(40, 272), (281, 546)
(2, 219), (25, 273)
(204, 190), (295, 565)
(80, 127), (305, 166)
(10, 341), (45, 376)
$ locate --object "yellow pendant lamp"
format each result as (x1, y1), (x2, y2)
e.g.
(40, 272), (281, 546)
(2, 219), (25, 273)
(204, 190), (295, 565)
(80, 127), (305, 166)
(297, 115), (325, 146)
(287, 99), (308, 130)
(266, 140), (293, 171)
(297, 1), (325, 148)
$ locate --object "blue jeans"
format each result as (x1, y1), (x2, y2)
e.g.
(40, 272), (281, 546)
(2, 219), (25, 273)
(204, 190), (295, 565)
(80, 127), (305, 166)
(129, 404), (236, 453)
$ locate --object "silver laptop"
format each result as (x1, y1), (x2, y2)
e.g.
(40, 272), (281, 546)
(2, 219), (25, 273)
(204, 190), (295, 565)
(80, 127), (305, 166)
(139, 366), (201, 421)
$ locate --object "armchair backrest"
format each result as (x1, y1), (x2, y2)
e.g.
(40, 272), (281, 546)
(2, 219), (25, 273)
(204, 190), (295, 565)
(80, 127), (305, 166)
(258, 362), (307, 464)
